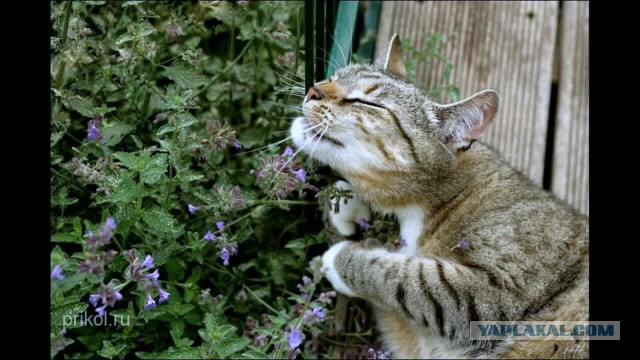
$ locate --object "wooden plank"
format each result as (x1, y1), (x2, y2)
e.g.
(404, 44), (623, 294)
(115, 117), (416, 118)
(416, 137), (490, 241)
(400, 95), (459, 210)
(551, 1), (589, 215)
(375, 1), (559, 186)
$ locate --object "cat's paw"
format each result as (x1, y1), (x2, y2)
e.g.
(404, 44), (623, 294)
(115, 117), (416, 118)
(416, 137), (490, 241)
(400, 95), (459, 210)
(321, 241), (356, 297)
(329, 181), (371, 236)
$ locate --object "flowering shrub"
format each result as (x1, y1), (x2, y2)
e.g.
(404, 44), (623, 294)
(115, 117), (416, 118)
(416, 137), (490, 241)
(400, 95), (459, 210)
(50, 1), (459, 358)
(49, 1), (398, 358)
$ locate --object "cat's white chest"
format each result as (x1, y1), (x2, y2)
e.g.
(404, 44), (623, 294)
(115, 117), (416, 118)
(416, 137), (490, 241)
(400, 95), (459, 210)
(394, 206), (425, 256)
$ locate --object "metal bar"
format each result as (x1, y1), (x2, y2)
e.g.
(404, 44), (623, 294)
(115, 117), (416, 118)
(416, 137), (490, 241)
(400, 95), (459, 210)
(304, 0), (315, 90)
(325, 0), (337, 74)
(315, 0), (326, 81)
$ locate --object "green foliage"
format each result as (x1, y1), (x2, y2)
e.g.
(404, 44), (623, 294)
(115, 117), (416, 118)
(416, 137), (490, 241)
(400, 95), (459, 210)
(50, 2), (459, 359)
(401, 33), (461, 102)
(49, 1), (355, 358)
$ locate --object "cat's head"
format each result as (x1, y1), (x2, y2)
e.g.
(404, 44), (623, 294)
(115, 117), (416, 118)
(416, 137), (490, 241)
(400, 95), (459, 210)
(290, 34), (499, 206)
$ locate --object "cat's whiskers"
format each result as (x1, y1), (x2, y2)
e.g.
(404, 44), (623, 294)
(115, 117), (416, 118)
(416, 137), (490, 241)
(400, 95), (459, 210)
(272, 63), (304, 81)
(315, 46), (341, 72)
(330, 34), (349, 67)
(269, 67), (305, 89)
(308, 123), (330, 160)
(234, 121), (324, 156)
(267, 66), (304, 85)
(266, 123), (325, 188)
(264, 101), (305, 114)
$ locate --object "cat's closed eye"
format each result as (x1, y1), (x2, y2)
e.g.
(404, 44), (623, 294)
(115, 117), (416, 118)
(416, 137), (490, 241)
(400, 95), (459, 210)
(342, 98), (385, 109)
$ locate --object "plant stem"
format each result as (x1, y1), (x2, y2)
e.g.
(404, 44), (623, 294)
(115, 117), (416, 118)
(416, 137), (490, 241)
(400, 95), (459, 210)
(243, 285), (278, 314)
(194, 38), (255, 98)
(51, 167), (86, 194)
(141, 52), (160, 123)
(55, 1), (72, 88)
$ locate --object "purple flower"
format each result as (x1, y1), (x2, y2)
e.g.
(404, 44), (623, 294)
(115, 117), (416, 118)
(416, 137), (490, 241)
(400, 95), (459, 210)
(141, 255), (154, 269)
(250, 153), (318, 199)
(357, 218), (372, 231)
(283, 146), (294, 157)
(203, 230), (217, 241)
(216, 221), (225, 232)
(188, 204), (201, 214)
(254, 333), (267, 347)
(96, 304), (107, 317)
(451, 239), (470, 251)
(205, 120), (241, 151)
(89, 294), (100, 307)
(51, 265), (64, 281)
(231, 245), (238, 255)
(105, 288), (123, 306)
(220, 247), (230, 266)
(86, 218), (116, 249)
(86, 115), (103, 141)
(145, 269), (160, 280)
(317, 291), (337, 304)
(87, 118), (101, 141)
(287, 329), (305, 349)
(105, 217), (117, 230)
(159, 288), (170, 303)
(212, 183), (245, 210)
(292, 169), (306, 181)
(368, 348), (391, 359)
(304, 307), (327, 324)
(144, 294), (157, 309)
(311, 307), (326, 319)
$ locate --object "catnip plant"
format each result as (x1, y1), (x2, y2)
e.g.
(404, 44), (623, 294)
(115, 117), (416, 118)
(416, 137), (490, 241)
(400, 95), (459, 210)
(50, 1), (457, 358)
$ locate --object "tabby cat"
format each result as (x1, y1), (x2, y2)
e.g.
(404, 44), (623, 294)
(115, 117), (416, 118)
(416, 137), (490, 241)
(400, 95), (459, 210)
(289, 34), (589, 359)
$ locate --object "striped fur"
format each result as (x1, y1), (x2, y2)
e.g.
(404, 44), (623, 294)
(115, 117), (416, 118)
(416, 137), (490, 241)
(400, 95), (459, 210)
(292, 35), (588, 359)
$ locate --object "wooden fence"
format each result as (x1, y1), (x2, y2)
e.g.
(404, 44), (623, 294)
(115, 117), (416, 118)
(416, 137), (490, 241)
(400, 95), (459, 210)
(375, 1), (589, 215)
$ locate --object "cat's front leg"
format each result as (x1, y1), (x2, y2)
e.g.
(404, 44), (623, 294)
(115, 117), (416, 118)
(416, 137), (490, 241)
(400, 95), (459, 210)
(322, 242), (503, 338)
(327, 180), (371, 236)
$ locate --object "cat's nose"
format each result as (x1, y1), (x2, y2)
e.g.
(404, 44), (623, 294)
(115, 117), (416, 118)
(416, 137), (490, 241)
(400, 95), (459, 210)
(305, 86), (324, 102)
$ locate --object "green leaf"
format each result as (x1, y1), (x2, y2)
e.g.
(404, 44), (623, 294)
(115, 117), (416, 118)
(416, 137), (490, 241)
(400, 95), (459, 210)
(185, 267), (202, 285)
(51, 303), (88, 328)
(115, 33), (134, 45)
(73, 217), (83, 237)
(153, 242), (180, 267)
(66, 96), (96, 117)
(102, 123), (135, 147)
(215, 338), (251, 358)
(136, 347), (203, 359)
(163, 65), (208, 89)
(97, 340), (127, 359)
(166, 303), (195, 316)
(141, 154), (168, 184)
(113, 152), (139, 170)
(94, 104), (117, 116)
(141, 207), (182, 236)
(199, 313), (238, 345)
(284, 238), (308, 250)
(100, 172), (142, 204)
(51, 233), (80, 243)
(122, 1), (144, 7)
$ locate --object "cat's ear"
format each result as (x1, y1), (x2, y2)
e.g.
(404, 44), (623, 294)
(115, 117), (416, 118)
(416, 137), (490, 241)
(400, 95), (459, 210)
(381, 34), (407, 78)
(433, 89), (499, 151)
